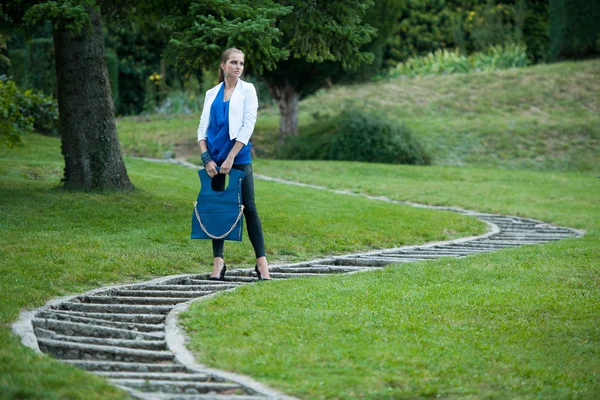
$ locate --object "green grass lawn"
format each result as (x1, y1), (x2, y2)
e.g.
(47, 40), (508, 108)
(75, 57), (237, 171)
(117, 59), (599, 173)
(2, 58), (598, 399)
(182, 160), (600, 399)
(0, 135), (483, 399)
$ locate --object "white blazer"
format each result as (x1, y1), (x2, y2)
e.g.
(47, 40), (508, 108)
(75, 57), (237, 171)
(196, 79), (258, 145)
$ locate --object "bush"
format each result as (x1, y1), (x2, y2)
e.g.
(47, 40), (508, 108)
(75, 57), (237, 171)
(0, 79), (33, 147)
(0, 75), (59, 145)
(388, 43), (530, 78)
(280, 108), (431, 165)
(471, 43), (530, 70)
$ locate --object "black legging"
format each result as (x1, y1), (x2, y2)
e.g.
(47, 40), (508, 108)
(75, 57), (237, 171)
(210, 163), (266, 259)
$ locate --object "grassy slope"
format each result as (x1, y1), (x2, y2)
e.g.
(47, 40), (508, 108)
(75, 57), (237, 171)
(296, 59), (600, 172)
(0, 135), (482, 399)
(117, 59), (600, 172)
(183, 161), (600, 399)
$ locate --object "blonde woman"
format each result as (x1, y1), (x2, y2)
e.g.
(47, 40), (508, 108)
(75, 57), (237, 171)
(197, 48), (271, 281)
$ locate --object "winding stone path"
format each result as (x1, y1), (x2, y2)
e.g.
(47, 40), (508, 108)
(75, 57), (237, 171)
(12, 165), (583, 399)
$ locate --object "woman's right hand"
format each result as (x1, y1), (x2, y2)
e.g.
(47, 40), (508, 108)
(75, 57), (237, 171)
(205, 160), (218, 178)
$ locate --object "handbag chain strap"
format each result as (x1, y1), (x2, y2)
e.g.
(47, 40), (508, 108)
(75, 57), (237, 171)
(193, 201), (245, 240)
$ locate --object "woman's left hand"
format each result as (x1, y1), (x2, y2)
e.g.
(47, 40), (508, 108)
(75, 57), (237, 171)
(220, 157), (234, 174)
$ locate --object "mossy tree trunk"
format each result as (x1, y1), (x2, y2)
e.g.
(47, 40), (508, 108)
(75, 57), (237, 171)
(53, 7), (133, 191)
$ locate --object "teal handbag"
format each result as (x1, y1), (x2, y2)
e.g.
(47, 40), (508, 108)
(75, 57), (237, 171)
(191, 168), (245, 241)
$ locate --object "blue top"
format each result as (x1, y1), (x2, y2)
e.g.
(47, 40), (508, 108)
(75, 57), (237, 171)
(206, 84), (252, 165)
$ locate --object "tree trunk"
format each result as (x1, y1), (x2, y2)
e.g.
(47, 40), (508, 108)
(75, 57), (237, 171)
(53, 8), (134, 191)
(268, 80), (299, 143)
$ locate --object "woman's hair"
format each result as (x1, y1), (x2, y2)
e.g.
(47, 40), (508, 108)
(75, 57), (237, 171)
(218, 48), (245, 83)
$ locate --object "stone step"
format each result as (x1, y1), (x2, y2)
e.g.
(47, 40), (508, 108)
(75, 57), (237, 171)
(37, 309), (166, 324)
(95, 371), (211, 381)
(130, 284), (240, 291)
(505, 229), (574, 235)
(271, 265), (370, 273)
(43, 334), (167, 351)
(35, 311), (165, 333)
(38, 338), (175, 363)
(56, 302), (174, 315)
(350, 256), (431, 263)
(38, 338), (175, 362)
(189, 277), (256, 284)
(267, 272), (330, 279)
(388, 250), (473, 256)
(79, 296), (193, 306)
(493, 235), (565, 240)
(32, 318), (163, 340)
(63, 360), (188, 373)
(330, 258), (390, 267)
(107, 290), (214, 298)
(111, 379), (243, 394)
(186, 277), (248, 285)
(226, 270), (329, 279)
(455, 242), (515, 248)
(476, 240), (546, 246)
(374, 253), (445, 259)
(434, 245), (494, 252)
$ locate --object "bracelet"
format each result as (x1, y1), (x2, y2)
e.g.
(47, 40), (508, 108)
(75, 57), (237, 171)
(201, 151), (212, 166)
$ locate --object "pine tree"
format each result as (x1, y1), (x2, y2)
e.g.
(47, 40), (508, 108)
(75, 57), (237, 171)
(167, 0), (377, 140)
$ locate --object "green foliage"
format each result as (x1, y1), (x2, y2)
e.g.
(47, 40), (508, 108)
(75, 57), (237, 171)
(0, 78), (32, 147)
(4, 39), (57, 98)
(166, 0), (290, 75)
(388, 43), (530, 78)
(471, 43), (530, 70)
(385, 0), (550, 66)
(335, 0), (406, 83)
(26, 38), (56, 96)
(23, 0), (94, 34)
(6, 49), (27, 85)
(0, 76), (59, 145)
(281, 108), (431, 165)
(105, 23), (167, 115)
(0, 33), (9, 67)
(549, 0), (600, 61)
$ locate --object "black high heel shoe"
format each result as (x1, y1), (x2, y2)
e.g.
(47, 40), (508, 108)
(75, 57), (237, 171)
(209, 264), (226, 281)
(255, 264), (271, 281)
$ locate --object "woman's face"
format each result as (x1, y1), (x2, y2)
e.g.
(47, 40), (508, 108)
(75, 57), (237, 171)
(222, 53), (244, 79)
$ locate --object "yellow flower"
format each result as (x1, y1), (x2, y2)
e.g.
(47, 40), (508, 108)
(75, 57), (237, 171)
(149, 72), (162, 82)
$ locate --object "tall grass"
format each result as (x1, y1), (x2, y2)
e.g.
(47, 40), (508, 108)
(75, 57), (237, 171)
(388, 43), (531, 78)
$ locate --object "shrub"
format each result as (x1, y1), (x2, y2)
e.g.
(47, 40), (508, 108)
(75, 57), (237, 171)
(0, 75), (59, 145)
(0, 79), (33, 147)
(280, 108), (431, 165)
(471, 43), (530, 70)
(388, 43), (530, 78)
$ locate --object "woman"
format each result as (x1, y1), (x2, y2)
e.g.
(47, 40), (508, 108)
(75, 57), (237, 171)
(197, 47), (271, 281)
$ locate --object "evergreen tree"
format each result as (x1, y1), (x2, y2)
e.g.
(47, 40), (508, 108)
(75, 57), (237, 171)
(0, 0), (286, 190)
(168, 0), (377, 140)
